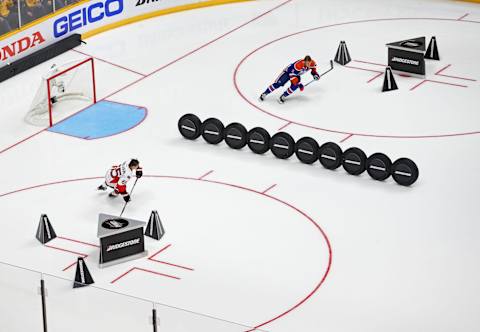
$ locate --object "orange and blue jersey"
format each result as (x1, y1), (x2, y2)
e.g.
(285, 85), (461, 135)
(264, 59), (319, 96)
(284, 59), (318, 78)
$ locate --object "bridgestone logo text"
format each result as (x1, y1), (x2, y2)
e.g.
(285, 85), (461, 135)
(391, 57), (419, 66)
(107, 238), (140, 252)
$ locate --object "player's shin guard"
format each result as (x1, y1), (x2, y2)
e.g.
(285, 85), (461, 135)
(263, 83), (280, 96)
(281, 87), (295, 98)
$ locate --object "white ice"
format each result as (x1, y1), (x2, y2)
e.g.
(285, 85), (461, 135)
(0, 0), (480, 331)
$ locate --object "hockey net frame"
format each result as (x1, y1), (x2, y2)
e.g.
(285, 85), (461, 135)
(30, 57), (97, 127)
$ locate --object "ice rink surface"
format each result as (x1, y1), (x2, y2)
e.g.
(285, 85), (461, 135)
(1, 0), (480, 331)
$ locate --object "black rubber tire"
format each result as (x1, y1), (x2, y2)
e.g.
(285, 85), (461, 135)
(318, 142), (343, 170)
(201, 118), (225, 144)
(342, 147), (367, 175)
(392, 158), (419, 186)
(295, 137), (320, 164)
(270, 132), (296, 159)
(178, 114), (202, 140)
(224, 123), (248, 149)
(366, 153), (392, 181)
(247, 127), (271, 154)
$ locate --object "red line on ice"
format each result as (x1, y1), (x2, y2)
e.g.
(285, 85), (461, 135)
(149, 244), (172, 259)
(435, 64), (451, 75)
(198, 170), (214, 180)
(427, 79), (467, 88)
(277, 122), (292, 131)
(110, 267), (135, 283)
(411, 79), (467, 91)
(71, 49), (147, 77)
(353, 59), (386, 67)
(367, 72), (383, 83)
(435, 64), (476, 81)
(410, 80), (428, 91)
(0, 129), (46, 155)
(62, 260), (80, 271)
(110, 267), (180, 283)
(339, 133), (354, 143)
(45, 244), (88, 257)
(57, 236), (99, 248)
(150, 260), (195, 271)
(148, 244), (194, 271)
(344, 65), (382, 74)
(436, 73), (477, 81)
(262, 184), (277, 194)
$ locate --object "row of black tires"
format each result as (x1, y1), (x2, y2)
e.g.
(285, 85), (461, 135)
(178, 114), (419, 186)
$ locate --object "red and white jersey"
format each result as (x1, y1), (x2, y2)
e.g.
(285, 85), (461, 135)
(105, 159), (136, 194)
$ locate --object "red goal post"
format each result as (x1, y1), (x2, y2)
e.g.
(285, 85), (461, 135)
(26, 57), (97, 127)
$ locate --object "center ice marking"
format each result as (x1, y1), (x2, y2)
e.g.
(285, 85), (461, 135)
(48, 101), (147, 140)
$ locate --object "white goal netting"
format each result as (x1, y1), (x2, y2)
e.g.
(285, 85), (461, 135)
(25, 58), (96, 127)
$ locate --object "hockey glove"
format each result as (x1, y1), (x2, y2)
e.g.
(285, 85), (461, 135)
(313, 73), (320, 80)
(136, 168), (143, 178)
(123, 195), (131, 203)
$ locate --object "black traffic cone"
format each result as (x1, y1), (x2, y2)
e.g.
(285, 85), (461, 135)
(334, 41), (351, 65)
(35, 214), (57, 244)
(425, 36), (440, 60)
(73, 257), (94, 288)
(382, 66), (398, 92)
(145, 211), (165, 240)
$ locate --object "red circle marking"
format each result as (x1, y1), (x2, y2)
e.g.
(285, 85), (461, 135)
(0, 175), (332, 331)
(233, 18), (480, 139)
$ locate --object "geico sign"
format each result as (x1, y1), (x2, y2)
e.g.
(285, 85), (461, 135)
(53, 0), (124, 38)
(0, 32), (45, 62)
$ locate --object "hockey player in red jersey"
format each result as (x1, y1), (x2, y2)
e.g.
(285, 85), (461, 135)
(97, 159), (143, 202)
(260, 55), (320, 103)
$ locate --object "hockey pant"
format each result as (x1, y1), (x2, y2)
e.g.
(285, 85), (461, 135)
(104, 170), (127, 196)
(263, 72), (302, 97)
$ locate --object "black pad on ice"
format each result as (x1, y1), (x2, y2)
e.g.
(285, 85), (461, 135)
(73, 257), (94, 288)
(270, 132), (295, 159)
(318, 142), (343, 170)
(295, 137), (320, 164)
(36, 214), (57, 244)
(342, 147), (367, 175)
(247, 127), (271, 154)
(224, 123), (248, 149)
(201, 118), (224, 144)
(366, 153), (392, 181)
(178, 114), (202, 140)
(392, 158), (419, 186)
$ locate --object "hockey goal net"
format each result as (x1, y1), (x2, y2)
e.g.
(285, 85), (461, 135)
(25, 57), (97, 127)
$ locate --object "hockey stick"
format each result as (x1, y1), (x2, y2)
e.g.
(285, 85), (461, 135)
(119, 177), (139, 217)
(304, 60), (334, 87)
